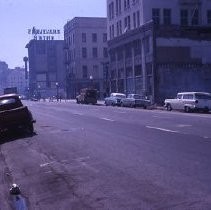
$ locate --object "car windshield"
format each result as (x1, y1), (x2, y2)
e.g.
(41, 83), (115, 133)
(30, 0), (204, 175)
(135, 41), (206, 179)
(116, 94), (126, 98)
(86, 90), (97, 97)
(133, 95), (142, 99)
(195, 93), (211, 100)
(0, 98), (16, 105)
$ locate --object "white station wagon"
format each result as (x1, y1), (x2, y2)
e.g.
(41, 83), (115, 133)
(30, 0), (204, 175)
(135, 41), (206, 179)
(164, 92), (211, 113)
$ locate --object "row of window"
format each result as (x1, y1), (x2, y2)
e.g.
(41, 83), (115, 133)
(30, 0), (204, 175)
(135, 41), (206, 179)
(82, 47), (108, 58)
(152, 8), (211, 26)
(82, 65), (99, 79)
(82, 33), (107, 43)
(66, 33), (107, 46)
(109, 0), (140, 20)
(109, 8), (211, 39)
(110, 10), (140, 39)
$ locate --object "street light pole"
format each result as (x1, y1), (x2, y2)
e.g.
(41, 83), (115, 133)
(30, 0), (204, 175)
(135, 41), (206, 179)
(89, 75), (93, 89)
(55, 82), (59, 102)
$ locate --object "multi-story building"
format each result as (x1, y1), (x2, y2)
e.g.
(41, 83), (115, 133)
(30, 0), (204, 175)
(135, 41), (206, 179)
(107, 0), (211, 103)
(6, 67), (29, 95)
(0, 61), (9, 94)
(26, 40), (66, 98)
(64, 17), (108, 98)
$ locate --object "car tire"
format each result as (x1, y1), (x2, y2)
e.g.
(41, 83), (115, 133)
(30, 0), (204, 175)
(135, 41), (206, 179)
(184, 106), (190, 113)
(166, 104), (172, 111)
(203, 107), (209, 113)
(26, 123), (34, 135)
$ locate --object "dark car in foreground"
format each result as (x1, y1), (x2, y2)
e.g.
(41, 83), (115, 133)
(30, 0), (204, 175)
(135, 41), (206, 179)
(121, 94), (151, 109)
(0, 94), (36, 134)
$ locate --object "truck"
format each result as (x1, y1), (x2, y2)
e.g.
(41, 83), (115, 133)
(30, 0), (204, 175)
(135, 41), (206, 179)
(0, 94), (36, 134)
(76, 88), (98, 105)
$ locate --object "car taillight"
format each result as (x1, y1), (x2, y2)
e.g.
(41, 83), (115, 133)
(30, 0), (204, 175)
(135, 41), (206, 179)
(195, 100), (198, 104)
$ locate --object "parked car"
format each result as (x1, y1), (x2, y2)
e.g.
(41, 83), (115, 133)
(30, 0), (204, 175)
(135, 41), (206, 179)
(0, 94), (36, 134)
(164, 92), (211, 113)
(121, 94), (151, 108)
(76, 88), (98, 104)
(104, 93), (126, 106)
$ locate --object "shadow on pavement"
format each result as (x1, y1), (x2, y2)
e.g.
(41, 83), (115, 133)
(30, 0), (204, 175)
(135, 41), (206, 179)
(0, 130), (37, 145)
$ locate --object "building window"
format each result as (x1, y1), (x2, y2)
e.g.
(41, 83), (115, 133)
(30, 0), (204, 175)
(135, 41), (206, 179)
(103, 33), (107, 42)
(163, 9), (171, 25)
(207, 10), (211, 24)
(191, 9), (199, 25)
(109, 2), (114, 20)
(152, 8), (160, 25)
(133, 12), (136, 29)
(124, 16), (130, 31)
(112, 24), (114, 38)
(127, 15), (131, 30)
(82, 33), (86, 43)
(36, 43), (45, 54)
(144, 37), (150, 54)
(181, 9), (188, 26)
(137, 11), (140, 27)
(119, 20), (122, 34)
(82, 66), (88, 78)
(92, 48), (98, 58)
(82, 47), (87, 58)
(92, 33), (97, 42)
(93, 65), (99, 78)
(103, 48), (108, 58)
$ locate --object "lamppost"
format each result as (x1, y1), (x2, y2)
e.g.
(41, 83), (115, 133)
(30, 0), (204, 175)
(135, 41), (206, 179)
(55, 82), (59, 101)
(89, 75), (93, 88)
(23, 56), (28, 79)
(37, 85), (41, 101)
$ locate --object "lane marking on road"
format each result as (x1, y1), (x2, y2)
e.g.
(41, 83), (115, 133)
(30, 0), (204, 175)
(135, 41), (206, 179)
(73, 113), (83, 115)
(100, 118), (115, 122)
(40, 161), (55, 167)
(177, 124), (192, 128)
(146, 126), (179, 133)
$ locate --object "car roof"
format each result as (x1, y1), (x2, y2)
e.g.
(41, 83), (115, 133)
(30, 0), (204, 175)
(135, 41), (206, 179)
(111, 92), (125, 95)
(178, 92), (211, 95)
(0, 94), (19, 99)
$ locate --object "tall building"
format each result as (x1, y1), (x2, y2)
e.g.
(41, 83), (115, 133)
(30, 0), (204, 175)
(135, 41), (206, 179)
(64, 17), (108, 98)
(6, 67), (29, 95)
(0, 61), (9, 94)
(26, 40), (66, 98)
(107, 0), (211, 103)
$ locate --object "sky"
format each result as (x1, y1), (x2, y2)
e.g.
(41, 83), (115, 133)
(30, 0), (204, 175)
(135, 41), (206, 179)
(0, 0), (106, 68)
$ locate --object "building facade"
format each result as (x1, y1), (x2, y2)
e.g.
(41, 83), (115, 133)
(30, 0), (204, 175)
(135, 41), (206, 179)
(107, 0), (211, 103)
(6, 67), (29, 95)
(0, 61), (9, 94)
(26, 40), (66, 98)
(64, 17), (108, 98)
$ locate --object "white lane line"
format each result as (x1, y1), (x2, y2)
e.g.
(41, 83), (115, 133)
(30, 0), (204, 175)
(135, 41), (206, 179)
(177, 124), (192, 128)
(146, 126), (179, 133)
(100, 118), (115, 122)
(73, 113), (83, 116)
(40, 161), (55, 167)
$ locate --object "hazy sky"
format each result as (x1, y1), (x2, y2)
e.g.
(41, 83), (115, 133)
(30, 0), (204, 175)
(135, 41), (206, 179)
(0, 0), (106, 68)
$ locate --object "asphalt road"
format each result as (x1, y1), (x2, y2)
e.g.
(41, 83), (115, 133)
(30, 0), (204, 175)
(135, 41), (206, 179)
(1, 100), (211, 210)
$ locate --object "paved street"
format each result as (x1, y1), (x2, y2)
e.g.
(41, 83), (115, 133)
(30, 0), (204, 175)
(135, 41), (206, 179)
(1, 100), (211, 209)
